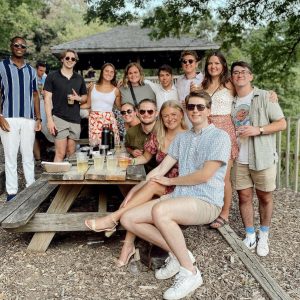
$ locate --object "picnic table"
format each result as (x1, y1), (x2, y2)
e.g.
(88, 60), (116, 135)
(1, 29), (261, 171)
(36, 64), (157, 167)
(0, 162), (146, 252)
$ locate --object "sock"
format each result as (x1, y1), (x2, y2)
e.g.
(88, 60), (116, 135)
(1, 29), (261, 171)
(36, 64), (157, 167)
(260, 226), (269, 232)
(245, 226), (255, 235)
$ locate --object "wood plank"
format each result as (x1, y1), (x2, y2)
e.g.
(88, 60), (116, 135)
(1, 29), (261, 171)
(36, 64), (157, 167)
(1, 183), (57, 228)
(126, 165), (146, 181)
(27, 184), (83, 252)
(98, 188), (107, 213)
(6, 212), (105, 232)
(0, 178), (48, 223)
(218, 224), (292, 300)
(42, 166), (87, 181)
(85, 165), (126, 181)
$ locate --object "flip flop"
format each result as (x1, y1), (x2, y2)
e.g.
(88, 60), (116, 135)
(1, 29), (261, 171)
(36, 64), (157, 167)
(209, 216), (228, 229)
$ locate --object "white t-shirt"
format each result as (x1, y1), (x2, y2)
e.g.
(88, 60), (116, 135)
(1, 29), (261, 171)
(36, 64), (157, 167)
(144, 80), (178, 111)
(232, 91), (253, 164)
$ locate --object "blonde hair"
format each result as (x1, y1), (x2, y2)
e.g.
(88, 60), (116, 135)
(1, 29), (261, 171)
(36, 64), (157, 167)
(156, 100), (187, 151)
(122, 62), (145, 88)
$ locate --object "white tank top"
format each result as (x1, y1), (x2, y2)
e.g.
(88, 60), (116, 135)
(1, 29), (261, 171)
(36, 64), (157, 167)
(211, 88), (234, 115)
(91, 85), (116, 112)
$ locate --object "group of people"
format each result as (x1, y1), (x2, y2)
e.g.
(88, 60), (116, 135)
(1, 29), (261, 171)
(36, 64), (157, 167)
(0, 36), (286, 300)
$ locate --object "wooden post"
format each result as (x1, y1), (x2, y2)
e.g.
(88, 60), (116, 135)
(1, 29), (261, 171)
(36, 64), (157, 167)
(294, 119), (300, 192)
(285, 117), (291, 188)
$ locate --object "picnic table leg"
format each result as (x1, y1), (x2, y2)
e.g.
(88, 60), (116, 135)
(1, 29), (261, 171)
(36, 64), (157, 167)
(27, 184), (83, 252)
(98, 187), (108, 213)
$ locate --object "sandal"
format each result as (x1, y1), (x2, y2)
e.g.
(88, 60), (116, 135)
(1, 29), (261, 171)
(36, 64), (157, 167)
(116, 241), (139, 268)
(209, 216), (228, 229)
(84, 214), (118, 233)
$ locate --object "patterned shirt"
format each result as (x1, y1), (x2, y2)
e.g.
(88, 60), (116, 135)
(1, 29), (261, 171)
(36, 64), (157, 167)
(0, 58), (37, 118)
(168, 124), (231, 207)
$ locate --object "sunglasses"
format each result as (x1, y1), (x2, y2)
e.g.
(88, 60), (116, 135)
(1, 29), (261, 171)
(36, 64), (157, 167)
(65, 56), (77, 62)
(120, 109), (133, 115)
(13, 43), (27, 49)
(182, 59), (195, 65)
(187, 104), (207, 111)
(139, 109), (155, 115)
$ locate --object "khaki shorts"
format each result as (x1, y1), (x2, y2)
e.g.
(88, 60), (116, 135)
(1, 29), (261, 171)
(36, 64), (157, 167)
(53, 115), (81, 140)
(232, 162), (276, 192)
(158, 195), (222, 225)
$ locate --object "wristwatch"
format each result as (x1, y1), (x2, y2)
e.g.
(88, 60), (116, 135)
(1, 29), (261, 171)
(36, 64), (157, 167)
(35, 117), (42, 122)
(259, 127), (264, 135)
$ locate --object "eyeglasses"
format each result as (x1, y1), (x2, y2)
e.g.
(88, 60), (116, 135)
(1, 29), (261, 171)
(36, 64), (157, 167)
(120, 109), (133, 115)
(139, 109), (155, 115)
(186, 104), (207, 111)
(13, 43), (27, 49)
(232, 70), (251, 76)
(182, 59), (195, 65)
(65, 56), (77, 62)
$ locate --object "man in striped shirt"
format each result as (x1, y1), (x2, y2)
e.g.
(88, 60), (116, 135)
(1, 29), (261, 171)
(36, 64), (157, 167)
(0, 36), (41, 201)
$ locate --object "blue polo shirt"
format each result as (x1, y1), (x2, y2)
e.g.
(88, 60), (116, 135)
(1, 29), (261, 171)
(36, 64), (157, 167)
(0, 58), (37, 119)
(168, 124), (231, 207)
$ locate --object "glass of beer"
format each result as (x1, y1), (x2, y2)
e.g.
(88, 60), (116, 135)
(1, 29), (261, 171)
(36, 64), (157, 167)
(76, 152), (88, 173)
(106, 155), (118, 171)
(93, 153), (105, 170)
(118, 153), (130, 170)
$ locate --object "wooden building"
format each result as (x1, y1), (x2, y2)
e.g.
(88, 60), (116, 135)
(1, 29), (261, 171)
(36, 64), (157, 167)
(51, 25), (219, 71)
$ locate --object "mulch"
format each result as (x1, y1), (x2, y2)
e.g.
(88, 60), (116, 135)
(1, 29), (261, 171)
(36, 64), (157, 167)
(0, 144), (299, 300)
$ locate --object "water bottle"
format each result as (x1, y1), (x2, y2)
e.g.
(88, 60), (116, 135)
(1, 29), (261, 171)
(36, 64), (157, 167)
(109, 124), (115, 150)
(101, 125), (110, 147)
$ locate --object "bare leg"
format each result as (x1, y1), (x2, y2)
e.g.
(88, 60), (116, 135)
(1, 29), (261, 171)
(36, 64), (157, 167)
(238, 188), (254, 228)
(66, 139), (76, 158)
(117, 231), (136, 266)
(33, 139), (41, 160)
(54, 139), (67, 162)
(256, 189), (273, 227)
(85, 181), (166, 230)
(122, 197), (214, 273)
(210, 160), (233, 228)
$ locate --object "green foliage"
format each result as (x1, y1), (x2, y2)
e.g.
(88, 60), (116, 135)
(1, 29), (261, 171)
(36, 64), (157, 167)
(85, 0), (300, 116)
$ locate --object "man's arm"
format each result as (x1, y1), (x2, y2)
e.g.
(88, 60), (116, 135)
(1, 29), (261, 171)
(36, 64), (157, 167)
(44, 90), (56, 136)
(151, 160), (222, 186)
(33, 91), (41, 131)
(238, 118), (286, 137)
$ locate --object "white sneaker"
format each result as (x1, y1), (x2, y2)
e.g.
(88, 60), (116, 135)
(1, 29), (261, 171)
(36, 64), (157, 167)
(163, 266), (203, 300)
(155, 250), (195, 280)
(257, 230), (269, 257)
(243, 233), (257, 251)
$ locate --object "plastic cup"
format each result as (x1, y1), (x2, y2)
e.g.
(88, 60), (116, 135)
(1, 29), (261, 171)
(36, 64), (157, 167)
(93, 153), (105, 170)
(76, 152), (88, 173)
(106, 155), (118, 171)
(118, 153), (130, 170)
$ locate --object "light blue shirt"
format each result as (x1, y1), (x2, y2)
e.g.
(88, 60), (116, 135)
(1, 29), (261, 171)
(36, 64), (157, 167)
(168, 124), (231, 207)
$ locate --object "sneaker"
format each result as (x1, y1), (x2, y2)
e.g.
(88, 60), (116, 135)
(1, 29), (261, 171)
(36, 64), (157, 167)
(257, 230), (269, 257)
(243, 233), (257, 251)
(6, 194), (16, 201)
(163, 266), (203, 300)
(155, 250), (195, 280)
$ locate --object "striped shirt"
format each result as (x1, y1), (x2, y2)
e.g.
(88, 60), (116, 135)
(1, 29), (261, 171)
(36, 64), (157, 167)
(0, 58), (37, 118)
(168, 124), (231, 207)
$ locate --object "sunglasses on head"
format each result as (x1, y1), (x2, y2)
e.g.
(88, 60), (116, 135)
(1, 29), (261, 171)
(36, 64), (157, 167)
(120, 109), (133, 115)
(187, 104), (207, 111)
(13, 43), (27, 49)
(139, 109), (155, 115)
(182, 59), (195, 65)
(65, 56), (76, 62)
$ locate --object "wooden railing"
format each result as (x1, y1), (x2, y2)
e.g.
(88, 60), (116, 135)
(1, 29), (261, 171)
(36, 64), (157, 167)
(277, 116), (300, 192)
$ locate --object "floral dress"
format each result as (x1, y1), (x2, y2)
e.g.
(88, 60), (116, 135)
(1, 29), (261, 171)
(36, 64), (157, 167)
(144, 133), (179, 194)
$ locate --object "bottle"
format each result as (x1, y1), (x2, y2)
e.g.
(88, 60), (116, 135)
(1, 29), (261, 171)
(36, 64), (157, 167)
(108, 124), (115, 150)
(101, 125), (110, 147)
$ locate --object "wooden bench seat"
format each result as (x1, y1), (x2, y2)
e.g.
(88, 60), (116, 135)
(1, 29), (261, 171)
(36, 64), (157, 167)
(0, 178), (57, 229)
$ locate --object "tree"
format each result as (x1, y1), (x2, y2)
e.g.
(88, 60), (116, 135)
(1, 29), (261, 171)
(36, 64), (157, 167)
(85, 0), (300, 115)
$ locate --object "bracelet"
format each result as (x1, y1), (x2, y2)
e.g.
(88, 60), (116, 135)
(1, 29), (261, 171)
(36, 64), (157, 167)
(35, 117), (42, 121)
